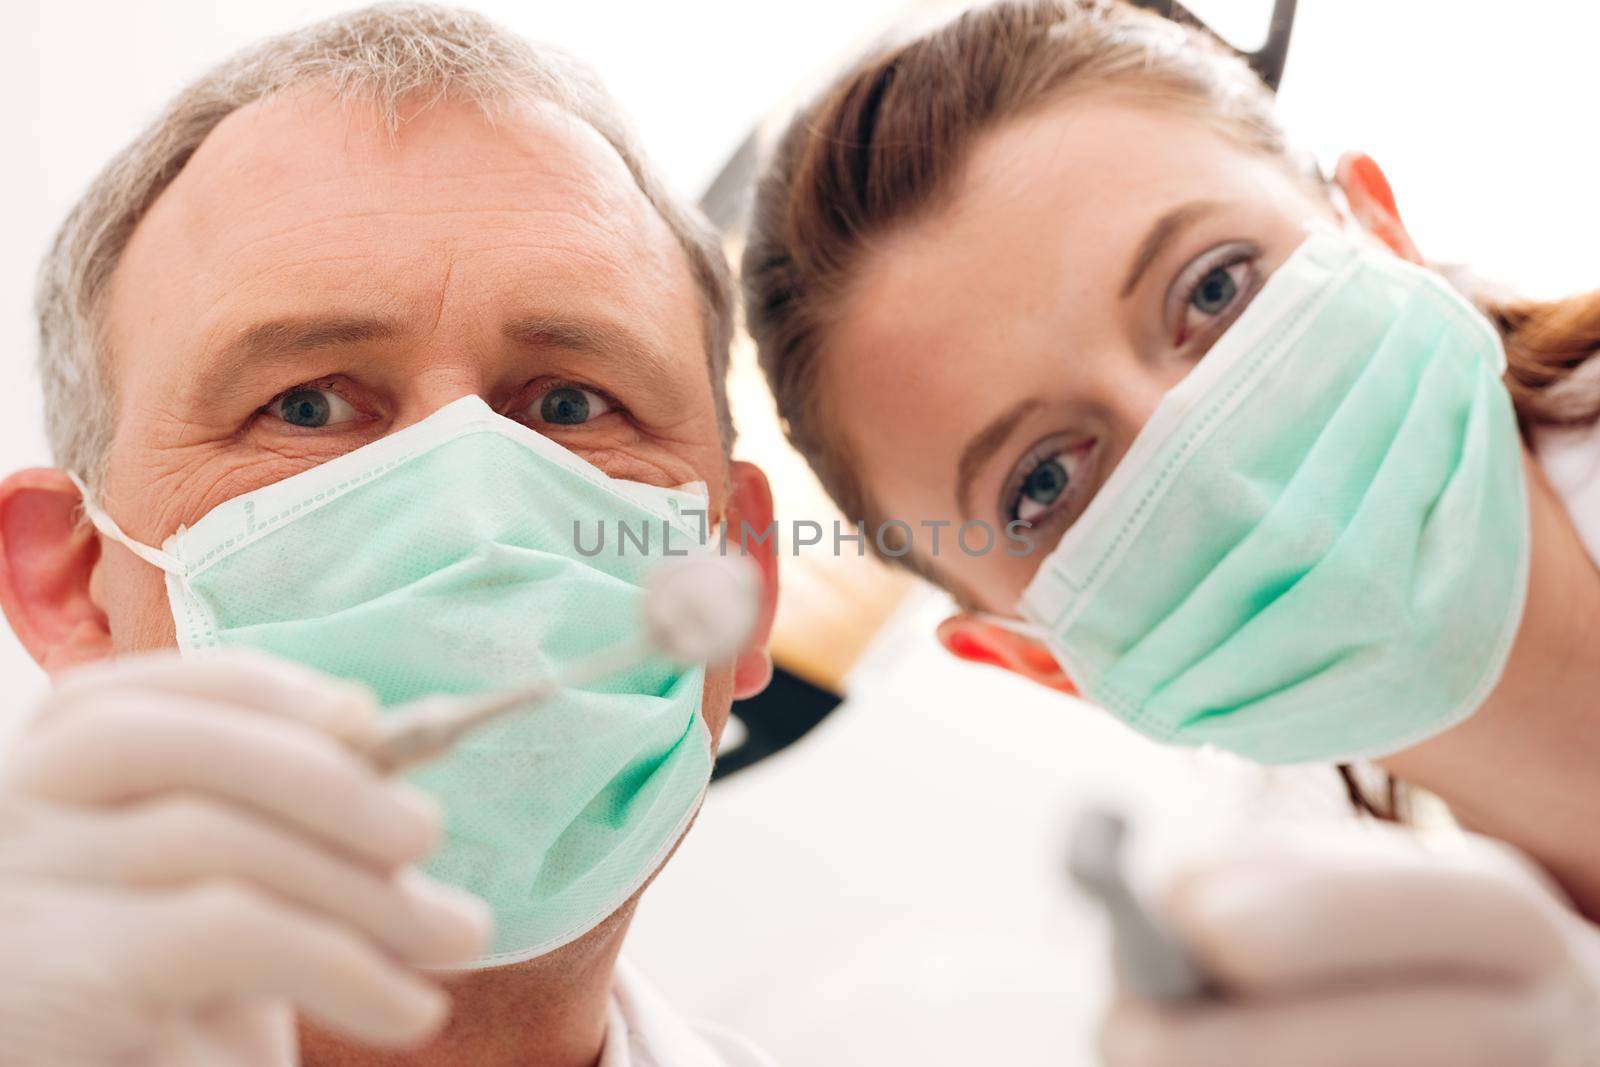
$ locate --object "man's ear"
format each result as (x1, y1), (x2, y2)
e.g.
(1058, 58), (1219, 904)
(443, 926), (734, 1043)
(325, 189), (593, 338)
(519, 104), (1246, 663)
(0, 468), (113, 676)
(936, 612), (1076, 695)
(722, 461), (778, 699)
(1334, 152), (1424, 265)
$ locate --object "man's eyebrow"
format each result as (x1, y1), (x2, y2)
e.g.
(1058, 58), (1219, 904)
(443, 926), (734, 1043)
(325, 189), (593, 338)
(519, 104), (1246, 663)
(1119, 200), (1223, 299)
(501, 313), (687, 397)
(956, 397), (1046, 519)
(218, 316), (404, 362)
(193, 315), (405, 399)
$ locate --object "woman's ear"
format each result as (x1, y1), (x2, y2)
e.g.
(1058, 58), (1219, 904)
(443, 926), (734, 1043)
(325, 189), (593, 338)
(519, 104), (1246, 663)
(722, 461), (778, 699)
(0, 468), (113, 675)
(936, 612), (1076, 695)
(1334, 152), (1424, 265)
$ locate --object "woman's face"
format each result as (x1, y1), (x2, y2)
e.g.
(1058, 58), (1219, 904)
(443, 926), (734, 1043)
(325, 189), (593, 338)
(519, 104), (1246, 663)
(821, 97), (1356, 613)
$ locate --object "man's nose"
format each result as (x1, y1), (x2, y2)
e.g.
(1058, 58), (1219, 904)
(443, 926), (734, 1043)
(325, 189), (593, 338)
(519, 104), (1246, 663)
(389, 361), (498, 432)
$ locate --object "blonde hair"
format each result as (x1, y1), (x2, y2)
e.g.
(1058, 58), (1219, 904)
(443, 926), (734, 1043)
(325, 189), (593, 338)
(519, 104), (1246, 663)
(37, 2), (734, 490)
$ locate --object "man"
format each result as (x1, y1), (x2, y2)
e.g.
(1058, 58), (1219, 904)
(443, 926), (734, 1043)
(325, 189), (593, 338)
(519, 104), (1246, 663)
(0, 5), (779, 1065)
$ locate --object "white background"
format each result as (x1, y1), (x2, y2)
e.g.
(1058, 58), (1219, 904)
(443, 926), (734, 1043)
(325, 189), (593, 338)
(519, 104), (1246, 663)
(3, 2), (1597, 1063)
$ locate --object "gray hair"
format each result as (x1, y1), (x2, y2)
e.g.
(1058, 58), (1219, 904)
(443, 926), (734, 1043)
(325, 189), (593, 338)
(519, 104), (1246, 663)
(36, 2), (735, 490)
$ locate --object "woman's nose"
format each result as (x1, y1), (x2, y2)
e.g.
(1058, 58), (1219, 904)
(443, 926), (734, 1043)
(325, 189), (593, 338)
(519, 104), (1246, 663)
(1099, 367), (1175, 444)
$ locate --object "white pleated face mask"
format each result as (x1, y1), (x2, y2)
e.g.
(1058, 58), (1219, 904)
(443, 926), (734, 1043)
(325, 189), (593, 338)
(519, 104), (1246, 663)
(72, 395), (720, 965)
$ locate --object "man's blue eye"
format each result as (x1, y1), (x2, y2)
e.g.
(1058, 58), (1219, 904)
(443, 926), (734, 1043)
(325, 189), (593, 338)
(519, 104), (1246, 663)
(1191, 265), (1238, 315)
(541, 388), (590, 425)
(533, 386), (612, 426)
(279, 389), (331, 427)
(267, 387), (359, 428)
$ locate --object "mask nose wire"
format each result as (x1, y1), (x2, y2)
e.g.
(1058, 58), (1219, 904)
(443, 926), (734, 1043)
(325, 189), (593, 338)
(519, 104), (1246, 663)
(65, 471), (185, 575)
(64, 462), (715, 580)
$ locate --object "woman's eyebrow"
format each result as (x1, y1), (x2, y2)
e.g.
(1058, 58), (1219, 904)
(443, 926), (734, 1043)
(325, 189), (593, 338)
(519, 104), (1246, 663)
(956, 397), (1046, 519)
(1119, 199), (1223, 298)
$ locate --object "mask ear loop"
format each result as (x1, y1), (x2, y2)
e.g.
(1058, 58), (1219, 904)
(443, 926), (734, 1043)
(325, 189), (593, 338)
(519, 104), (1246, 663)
(968, 611), (1050, 641)
(1320, 172), (1368, 243)
(65, 472), (185, 575)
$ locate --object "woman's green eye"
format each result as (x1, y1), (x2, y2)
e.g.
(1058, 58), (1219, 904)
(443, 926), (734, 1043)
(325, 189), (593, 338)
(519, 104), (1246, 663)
(1006, 439), (1096, 527)
(1023, 458), (1068, 505)
(1191, 264), (1238, 315)
(1172, 246), (1256, 346)
(534, 386), (612, 426)
(1015, 456), (1071, 522)
(272, 387), (358, 428)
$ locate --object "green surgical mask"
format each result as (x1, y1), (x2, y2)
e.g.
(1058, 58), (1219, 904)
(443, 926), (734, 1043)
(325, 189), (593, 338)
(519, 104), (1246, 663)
(74, 394), (715, 965)
(1011, 227), (1530, 765)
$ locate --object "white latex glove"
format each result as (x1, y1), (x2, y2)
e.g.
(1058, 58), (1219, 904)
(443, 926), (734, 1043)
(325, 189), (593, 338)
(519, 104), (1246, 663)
(1101, 824), (1600, 1067)
(0, 649), (490, 1067)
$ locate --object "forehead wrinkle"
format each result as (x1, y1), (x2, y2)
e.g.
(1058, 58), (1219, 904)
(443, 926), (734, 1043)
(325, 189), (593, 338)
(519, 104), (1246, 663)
(170, 93), (662, 263)
(109, 90), (710, 426)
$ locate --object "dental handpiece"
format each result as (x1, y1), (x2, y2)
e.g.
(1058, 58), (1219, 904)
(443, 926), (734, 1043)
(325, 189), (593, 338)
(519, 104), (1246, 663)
(1068, 807), (1214, 1002)
(346, 552), (762, 774)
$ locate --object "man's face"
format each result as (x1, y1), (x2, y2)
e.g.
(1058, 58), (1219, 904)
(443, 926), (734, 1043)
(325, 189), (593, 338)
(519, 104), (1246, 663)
(91, 90), (741, 738)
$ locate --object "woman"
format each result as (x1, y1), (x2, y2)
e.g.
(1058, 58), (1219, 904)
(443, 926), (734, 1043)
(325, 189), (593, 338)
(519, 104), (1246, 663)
(744, 2), (1600, 1058)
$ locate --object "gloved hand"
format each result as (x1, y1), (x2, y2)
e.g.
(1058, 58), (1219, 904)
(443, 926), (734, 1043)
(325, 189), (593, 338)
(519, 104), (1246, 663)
(0, 649), (489, 1067)
(1101, 824), (1600, 1067)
